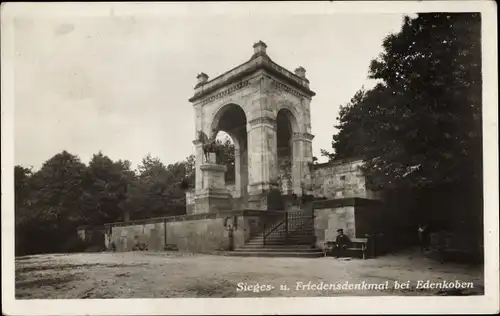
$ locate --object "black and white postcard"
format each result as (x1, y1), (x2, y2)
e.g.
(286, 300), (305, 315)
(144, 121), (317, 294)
(2, 1), (498, 315)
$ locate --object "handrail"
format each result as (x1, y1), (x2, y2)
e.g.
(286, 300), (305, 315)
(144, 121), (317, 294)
(263, 218), (286, 245)
(248, 213), (282, 240)
(286, 214), (316, 247)
(285, 209), (315, 246)
(261, 209), (315, 246)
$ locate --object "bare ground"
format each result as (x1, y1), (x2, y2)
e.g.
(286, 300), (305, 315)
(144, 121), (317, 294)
(15, 249), (484, 299)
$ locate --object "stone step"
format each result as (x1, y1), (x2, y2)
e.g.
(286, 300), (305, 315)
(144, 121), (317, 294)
(266, 228), (314, 232)
(248, 234), (314, 239)
(245, 241), (313, 246)
(239, 244), (316, 250)
(248, 235), (314, 242)
(235, 247), (318, 253)
(250, 232), (314, 239)
(226, 251), (323, 258)
(246, 238), (312, 242)
(245, 240), (312, 247)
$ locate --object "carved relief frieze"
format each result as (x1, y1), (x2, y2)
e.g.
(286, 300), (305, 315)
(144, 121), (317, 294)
(200, 80), (250, 105)
(271, 80), (304, 99)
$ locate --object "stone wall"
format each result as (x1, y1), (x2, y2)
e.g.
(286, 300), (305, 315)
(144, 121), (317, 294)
(185, 189), (196, 214)
(312, 159), (382, 200)
(314, 206), (356, 249)
(312, 198), (386, 250)
(106, 210), (284, 252)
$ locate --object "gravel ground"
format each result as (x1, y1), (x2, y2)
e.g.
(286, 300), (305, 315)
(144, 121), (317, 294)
(15, 249), (484, 299)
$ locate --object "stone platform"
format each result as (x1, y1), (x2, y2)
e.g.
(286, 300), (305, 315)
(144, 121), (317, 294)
(105, 209), (285, 253)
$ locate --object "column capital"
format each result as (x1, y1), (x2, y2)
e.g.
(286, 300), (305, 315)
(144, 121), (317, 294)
(248, 117), (277, 129)
(292, 132), (315, 141)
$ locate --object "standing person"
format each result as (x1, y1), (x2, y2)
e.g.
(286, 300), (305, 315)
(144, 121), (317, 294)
(335, 229), (351, 258)
(418, 223), (428, 252)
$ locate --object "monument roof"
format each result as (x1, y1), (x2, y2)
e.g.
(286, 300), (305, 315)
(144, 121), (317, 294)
(189, 41), (316, 103)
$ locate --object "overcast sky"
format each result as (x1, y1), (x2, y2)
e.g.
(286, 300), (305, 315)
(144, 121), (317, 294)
(13, 7), (406, 170)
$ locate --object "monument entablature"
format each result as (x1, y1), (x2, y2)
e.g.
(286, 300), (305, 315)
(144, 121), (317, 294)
(188, 41), (315, 105)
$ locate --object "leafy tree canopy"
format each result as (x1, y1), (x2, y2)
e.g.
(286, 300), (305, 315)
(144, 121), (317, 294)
(323, 13), (482, 190)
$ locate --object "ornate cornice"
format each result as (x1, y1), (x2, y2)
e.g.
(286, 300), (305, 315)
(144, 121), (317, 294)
(199, 80), (250, 106)
(271, 80), (304, 99)
(189, 56), (315, 103)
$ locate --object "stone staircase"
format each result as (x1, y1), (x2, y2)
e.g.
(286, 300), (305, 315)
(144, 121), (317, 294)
(227, 209), (323, 258)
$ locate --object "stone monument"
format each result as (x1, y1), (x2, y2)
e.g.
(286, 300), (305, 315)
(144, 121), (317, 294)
(103, 41), (386, 254)
(188, 40), (316, 212)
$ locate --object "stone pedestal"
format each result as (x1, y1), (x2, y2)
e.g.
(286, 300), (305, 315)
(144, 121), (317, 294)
(195, 153), (232, 213)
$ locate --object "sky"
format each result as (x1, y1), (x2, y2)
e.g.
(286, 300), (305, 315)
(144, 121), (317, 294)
(13, 6), (406, 170)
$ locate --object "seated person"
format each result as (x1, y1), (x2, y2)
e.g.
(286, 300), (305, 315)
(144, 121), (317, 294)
(334, 228), (351, 258)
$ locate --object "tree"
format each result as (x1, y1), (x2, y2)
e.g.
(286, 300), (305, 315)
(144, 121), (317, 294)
(216, 137), (236, 183)
(184, 154), (196, 184)
(80, 152), (134, 224)
(321, 13), (483, 243)
(14, 150), (206, 255)
(15, 166), (34, 255)
(365, 13), (481, 190)
(324, 13), (482, 191)
(15, 165), (33, 216)
(17, 151), (88, 254)
(180, 154), (195, 190)
(321, 87), (370, 162)
(30, 151), (88, 223)
(125, 154), (194, 219)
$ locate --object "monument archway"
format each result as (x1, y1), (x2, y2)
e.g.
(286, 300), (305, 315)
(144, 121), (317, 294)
(211, 103), (249, 206)
(188, 41), (316, 213)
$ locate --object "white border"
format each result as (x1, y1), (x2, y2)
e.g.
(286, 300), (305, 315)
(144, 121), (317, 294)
(1, 1), (498, 315)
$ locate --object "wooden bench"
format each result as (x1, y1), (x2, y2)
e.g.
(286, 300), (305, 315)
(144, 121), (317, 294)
(324, 237), (369, 259)
(349, 238), (369, 259)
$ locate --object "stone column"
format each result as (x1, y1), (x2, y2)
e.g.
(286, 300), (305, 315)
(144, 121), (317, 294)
(194, 153), (232, 213)
(247, 116), (279, 209)
(193, 140), (204, 195)
(239, 146), (249, 206)
(292, 132), (315, 196)
(233, 145), (241, 198)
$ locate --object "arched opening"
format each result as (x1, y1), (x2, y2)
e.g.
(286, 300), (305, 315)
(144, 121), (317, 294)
(215, 131), (235, 184)
(211, 104), (248, 203)
(277, 109), (295, 194)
